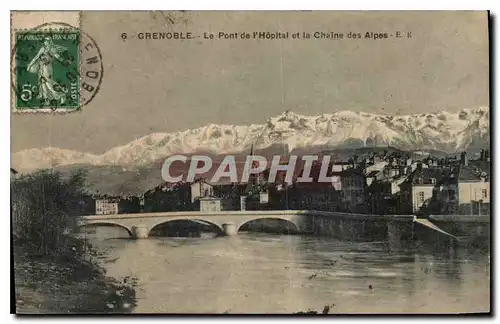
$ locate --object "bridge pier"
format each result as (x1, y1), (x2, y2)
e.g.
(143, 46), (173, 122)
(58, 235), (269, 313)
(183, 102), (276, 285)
(222, 222), (237, 236)
(132, 225), (149, 239)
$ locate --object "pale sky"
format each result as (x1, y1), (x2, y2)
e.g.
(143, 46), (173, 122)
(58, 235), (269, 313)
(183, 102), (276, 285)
(11, 11), (489, 154)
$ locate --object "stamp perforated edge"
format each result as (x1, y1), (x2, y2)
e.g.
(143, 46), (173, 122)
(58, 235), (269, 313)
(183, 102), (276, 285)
(10, 11), (86, 115)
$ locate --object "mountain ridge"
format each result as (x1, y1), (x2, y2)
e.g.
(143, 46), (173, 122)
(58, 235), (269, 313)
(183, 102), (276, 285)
(12, 106), (489, 172)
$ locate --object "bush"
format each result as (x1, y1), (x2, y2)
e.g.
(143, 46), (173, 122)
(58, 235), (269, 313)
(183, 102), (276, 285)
(11, 169), (89, 257)
(12, 169), (139, 314)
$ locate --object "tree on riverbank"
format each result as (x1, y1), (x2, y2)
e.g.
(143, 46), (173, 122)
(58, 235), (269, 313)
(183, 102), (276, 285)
(11, 169), (138, 314)
(11, 169), (89, 257)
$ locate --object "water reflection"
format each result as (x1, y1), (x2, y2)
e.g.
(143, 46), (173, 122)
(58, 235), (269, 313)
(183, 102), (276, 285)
(83, 227), (490, 314)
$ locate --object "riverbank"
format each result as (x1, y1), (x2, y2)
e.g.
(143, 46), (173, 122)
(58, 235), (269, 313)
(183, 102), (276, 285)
(11, 170), (138, 314)
(14, 243), (137, 314)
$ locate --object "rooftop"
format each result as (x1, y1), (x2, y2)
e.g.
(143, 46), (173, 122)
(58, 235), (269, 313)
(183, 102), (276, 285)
(459, 160), (490, 181)
(409, 167), (456, 186)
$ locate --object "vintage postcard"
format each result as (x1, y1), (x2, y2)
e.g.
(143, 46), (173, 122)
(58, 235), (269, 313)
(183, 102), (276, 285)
(11, 11), (490, 314)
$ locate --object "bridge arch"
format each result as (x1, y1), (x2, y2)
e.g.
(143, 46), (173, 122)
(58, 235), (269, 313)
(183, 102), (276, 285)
(149, 218), (224, 236)
(77, 221), (133, 237)
(236, 217), (299, 233)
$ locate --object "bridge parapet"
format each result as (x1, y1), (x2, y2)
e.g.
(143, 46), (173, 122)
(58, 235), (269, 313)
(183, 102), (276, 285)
(76, 210), (416, 239)
(429, 214), (490, 223)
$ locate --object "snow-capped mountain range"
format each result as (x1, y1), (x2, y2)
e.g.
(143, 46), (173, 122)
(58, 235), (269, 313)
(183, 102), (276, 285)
(12, 107), (489, 172)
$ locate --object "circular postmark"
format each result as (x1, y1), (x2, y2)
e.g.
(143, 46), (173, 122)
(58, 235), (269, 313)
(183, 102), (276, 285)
(11, 21), (103, 113)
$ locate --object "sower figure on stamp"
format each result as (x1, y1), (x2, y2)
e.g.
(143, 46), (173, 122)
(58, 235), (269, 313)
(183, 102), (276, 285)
(26, 37), (68, 106)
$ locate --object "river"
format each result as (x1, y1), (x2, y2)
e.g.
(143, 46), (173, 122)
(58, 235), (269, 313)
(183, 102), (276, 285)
(84, 227), (490, 314)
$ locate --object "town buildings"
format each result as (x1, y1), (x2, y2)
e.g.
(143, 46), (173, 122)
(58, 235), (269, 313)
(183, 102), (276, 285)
(81, 149), (491, 217)
(456, 151), (490, 215)
(95, 198), (119, 215)
(94, 195), (142, 215)
(397, 150), (490, 216)
(399, 165), (454, 214)
(190, 178), (214, 203)
(199, 196), (222, 212)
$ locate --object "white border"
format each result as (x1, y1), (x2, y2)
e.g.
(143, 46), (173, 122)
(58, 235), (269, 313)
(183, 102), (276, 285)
(4, 1), (500, 10)
(3, 1), (497, 324)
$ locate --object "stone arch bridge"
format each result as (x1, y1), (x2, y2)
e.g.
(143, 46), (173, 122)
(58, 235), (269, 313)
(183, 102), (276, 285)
(75, 210), (418, 240)
(76, 210), (321, 239)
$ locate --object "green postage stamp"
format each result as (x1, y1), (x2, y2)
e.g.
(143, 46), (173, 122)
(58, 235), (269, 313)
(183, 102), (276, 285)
(13, 29), (81, 111)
